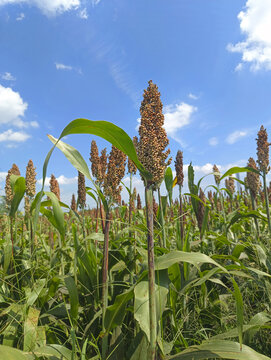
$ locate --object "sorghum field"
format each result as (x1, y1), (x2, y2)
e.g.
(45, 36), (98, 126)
(1, 81), (271, 360)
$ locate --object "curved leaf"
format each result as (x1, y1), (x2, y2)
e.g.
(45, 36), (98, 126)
(166, 340), (271, 360)
(155, 251), (227, 272)
(9, 175), (26, 217)
(0, 345), (28, 360)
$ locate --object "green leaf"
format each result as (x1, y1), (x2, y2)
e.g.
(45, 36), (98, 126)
(58, 119), (149, 178)
(9, 175), (26, 217)
(231, 278), (244, 350)
(104, 287), (134, 333)
(26, 279), (46, 307)
(166, 340), (271, 359)
(45, 191), (65, 238)
(64, 276), (79, 325)
(134, 280), (168, 342)
(33, 344), (72, 359)
(0, 345), (29, 360)
(48, 135), (92, 180)
(164, 167), (173, 205)
(220, 167), (259, 182)
(155, 250), (227, 272)
(24, 307), (40, 352)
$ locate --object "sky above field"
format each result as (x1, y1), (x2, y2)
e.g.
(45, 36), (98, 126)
(0, 0), (271, 205)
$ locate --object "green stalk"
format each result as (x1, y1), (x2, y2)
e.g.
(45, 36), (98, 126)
(179, 185), (184, 249)
(102, 210), (110, 360)
(158, 187), (166, 248)
(263, 172), (271, 235)
(145, 185), (157, 360)
(250, 190), (260, 238)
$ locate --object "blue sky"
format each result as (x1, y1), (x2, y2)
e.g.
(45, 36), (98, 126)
(0, 0), (271, 205)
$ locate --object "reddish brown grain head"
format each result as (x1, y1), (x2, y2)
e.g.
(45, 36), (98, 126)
(137, 80), (171, 187)
(175, 150), (184, 187)
(247, 157), (260, 198)
(257, 125), (270, 173)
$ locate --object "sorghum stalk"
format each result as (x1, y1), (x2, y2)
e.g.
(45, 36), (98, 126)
(145, 185), (156, 358)
(175, 151), (184, 246)
(101, 210), (110, 360)
(158, 187), (166, 248)
(102, 145), (126, 359)
(5, 164), (20, 255)
(247, 157), (260, 236)
(78, 171), (86, 238)
(257, 125), (271, 234)
(137, 80), (171, 359)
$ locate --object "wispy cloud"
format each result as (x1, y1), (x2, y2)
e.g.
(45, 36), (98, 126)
(208, 137), (218, 146)
(55, 62), (82, 74)
(1, 72), (16, 81)
(55, 63), (73, 71)
(0, 0), (80, 16)
(188, 93), (199, 100)
(16, 12), (25, 21)
(226, 130), (248, 144)
(228, 0), (271, 71)
(78, 7), (88, 19)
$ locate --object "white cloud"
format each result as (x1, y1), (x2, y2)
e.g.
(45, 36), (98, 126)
(228, 0), (271, 71)
(164, 102), (197, 136)
(188, 93), (198, 100)
(38, 175), (78, 186)
(1, 72), (16, 81)
(0, 0), (80, 16)
(0, 84), (28, 127)
(55, 62), (73, 71)
(78, 7), (88, 19)
(0, 129), (30, 142)
(226, 130), (248, 144)
(16, 12), (25, 21)
(208, 137), (218, 146)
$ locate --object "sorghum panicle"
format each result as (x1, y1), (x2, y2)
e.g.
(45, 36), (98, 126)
(50, 174), (60, 201)
(25, 159), (37, 198)
(213, 164), (220, 185)
(257, 125), (270, 173)
(247, 157), (260, 198)
(5, 163), (21, 206)
(78, 171), (86, 209)
(71, 194), (77, 211)
(175, 150), (184, 187)
(137, 80), (171, 187)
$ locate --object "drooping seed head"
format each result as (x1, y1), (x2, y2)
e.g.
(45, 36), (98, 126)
(246, 157), (260, 198)
(137, 80), (171, 187)
(25, 159), (37, 198)
(175, 150), (184, 187)
(257, 125), (270, 173)
(50, 174), (60, 201)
